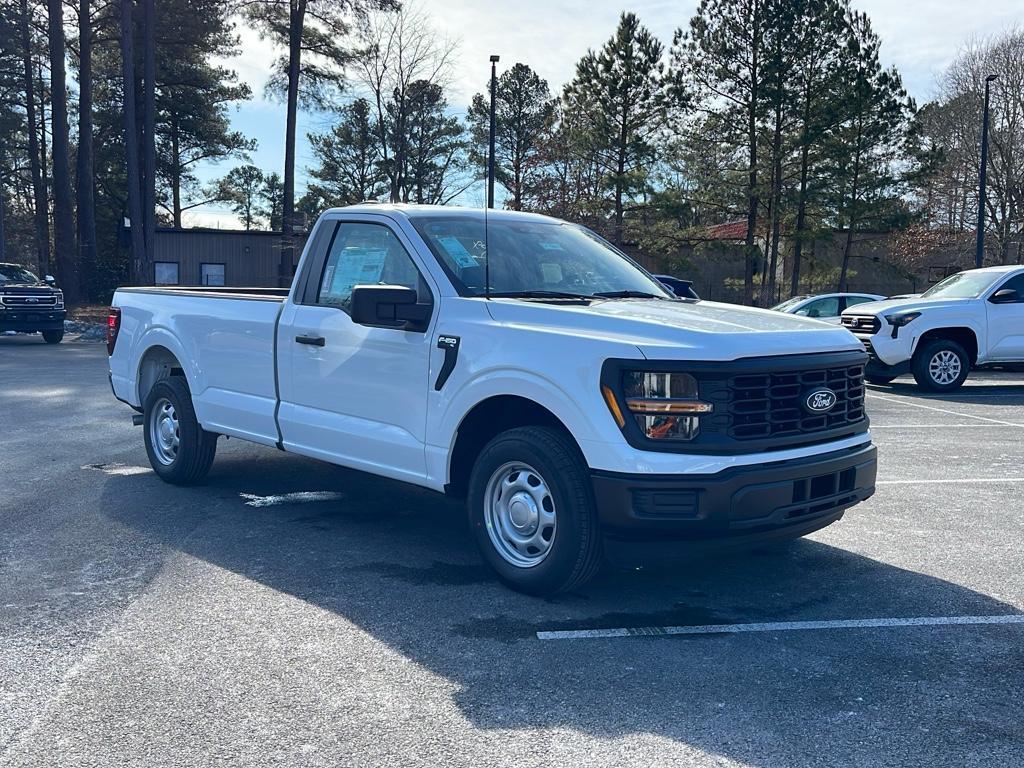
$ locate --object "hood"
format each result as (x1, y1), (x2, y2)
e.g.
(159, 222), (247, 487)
(841, 296), (973, 317)
(485, 298), (863, 361)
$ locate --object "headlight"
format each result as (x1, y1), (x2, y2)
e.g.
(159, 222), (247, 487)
(54, 290), (65, 308)
(884, 311), (920, 338)
(604, 371), (712, 441)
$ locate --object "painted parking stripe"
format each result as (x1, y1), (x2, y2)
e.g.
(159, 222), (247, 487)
(239, 491), (344, 508)
(867, 392), (1024, 427)
(536, 614), (1024, 641)
(871, 424), (1022, 429)
(877, 478), (1024, 485)
(82, 462), (152, 476)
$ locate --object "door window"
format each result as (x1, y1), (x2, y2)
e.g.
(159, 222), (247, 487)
(154, 262), (179, 285)
(316, 223), (425, 311)
(798, 296), (840, 318)
(844, 295), (878, 309)
(992, 274), (1024, 302)
(201, 263), (226, 286)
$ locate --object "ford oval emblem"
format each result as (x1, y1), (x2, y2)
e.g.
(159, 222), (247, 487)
(805, 388), (837, 413)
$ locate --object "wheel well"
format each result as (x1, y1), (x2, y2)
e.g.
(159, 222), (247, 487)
(917, 327), (978, 365)
(446, 395), (578, 498)
(138, 345), (186, 404)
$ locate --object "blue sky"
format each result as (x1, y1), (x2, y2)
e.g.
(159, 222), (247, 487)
(186, 0), (1024, 228)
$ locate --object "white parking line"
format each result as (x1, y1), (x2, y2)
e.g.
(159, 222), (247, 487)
(870, 424), (1020, 429)
(867, 392), (1024, 427)
(239, 491), (344, 508)
(82, 462), (152, 476)
(877, 478), (1024, 485)
(536, 614), (1024, 640)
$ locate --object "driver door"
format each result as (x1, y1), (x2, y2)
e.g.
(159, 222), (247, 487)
(276, 217), (437, 484)
(986, 273), (1024, 361)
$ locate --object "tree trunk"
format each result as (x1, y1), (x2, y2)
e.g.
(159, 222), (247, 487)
(119, 0), (146, 283)
(764, 105), (784, 307)
(20, 0), (50, 279)
(791, 79), (813, 298)
(170, 113), (182, 227)
(742, 0), (761, 306)
(280, 0), (307, 287)
(76, 0), (97, 300)
(47, 0), (80, 303)
(142, 0), (156, 257)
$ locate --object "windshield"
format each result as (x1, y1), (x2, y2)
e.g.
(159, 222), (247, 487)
(772, 296), (809, 311)
(409, 216), (673, 299)
(0, 264), (40, 284)
(921, 271), (1000, 299)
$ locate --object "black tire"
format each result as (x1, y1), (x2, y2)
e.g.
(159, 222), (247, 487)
(467, 426), (602, 596)
(143, 377), (217, 485)
(42, 330), (63, 344)
(912, 338), (970, 392)
(865, 374), (895, 386)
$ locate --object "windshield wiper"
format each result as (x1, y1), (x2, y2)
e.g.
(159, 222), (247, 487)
(486, 290), (594, 301)
(590, 290), (668, 299)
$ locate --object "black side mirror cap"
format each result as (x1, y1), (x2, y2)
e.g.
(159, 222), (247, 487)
(350, 284), (431, 332)
(990, 288), (1019, 304)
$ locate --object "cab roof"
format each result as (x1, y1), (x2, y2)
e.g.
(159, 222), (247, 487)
(323, 203), (564, 226)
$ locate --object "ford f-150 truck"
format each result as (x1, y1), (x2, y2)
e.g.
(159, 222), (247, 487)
(0, 263), (66, 343)
(108, 205), (877, 594)
(841, 265), (1024, 392)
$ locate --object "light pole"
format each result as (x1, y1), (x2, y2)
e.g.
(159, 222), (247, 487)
(487, 55), (500, 209)
(976, 73), (998, 268)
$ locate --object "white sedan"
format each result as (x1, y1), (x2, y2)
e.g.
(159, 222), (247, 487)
(772, 293), (886, 324)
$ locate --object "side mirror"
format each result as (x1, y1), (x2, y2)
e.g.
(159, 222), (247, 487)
(990, 288), (1019, 304)
(45, 275), (56, 285)
(350, 285), (431, 332)
(659, 281), (678, 297)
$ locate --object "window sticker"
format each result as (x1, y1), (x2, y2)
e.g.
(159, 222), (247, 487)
(329, 248), (387, 298)
(539, 241), (565, 251)
(540, 263), (563, 283)
(437, 235), (480, 268)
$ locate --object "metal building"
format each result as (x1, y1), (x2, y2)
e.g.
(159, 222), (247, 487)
(151, 228), (307, 287)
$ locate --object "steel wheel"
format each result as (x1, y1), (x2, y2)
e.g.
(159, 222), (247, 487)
(149, 397), (180, 466)
(928, 350), (962, 386)
(483, 461), (557, 568)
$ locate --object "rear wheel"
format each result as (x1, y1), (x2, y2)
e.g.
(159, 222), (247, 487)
(143, 377), (217, 485)
(467, 426), (602, 596)
(912, 339), (970, 392)
(42, 330), (63, 344)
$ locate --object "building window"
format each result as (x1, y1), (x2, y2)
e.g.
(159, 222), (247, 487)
(201, 263), (226, 286)
(154, 262), (179, 285)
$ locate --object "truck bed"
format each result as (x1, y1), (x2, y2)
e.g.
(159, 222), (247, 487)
(116, 286), (290, 301)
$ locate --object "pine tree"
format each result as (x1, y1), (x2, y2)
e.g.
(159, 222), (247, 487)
(306, 98), (386, 206)
(216, 165), (265, 230)
(467, 63), (555, 210)
(564, 12), (668, 245)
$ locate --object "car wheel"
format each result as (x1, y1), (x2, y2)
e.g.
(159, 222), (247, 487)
(865, 374), (895, 386)
(467, 426), (602, 596)
(42, 330), (64, 344)
(912, 339), (970, 392)
(143, 377), (218, 485)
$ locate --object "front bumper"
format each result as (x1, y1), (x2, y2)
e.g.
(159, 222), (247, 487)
(591, 442), (876, 542)
(0, 309), (66, 332)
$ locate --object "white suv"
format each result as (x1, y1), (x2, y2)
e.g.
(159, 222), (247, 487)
(841, 265), (1024, 391)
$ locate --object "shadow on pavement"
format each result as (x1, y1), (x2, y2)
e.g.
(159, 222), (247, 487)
(96, 444), (1024, 766)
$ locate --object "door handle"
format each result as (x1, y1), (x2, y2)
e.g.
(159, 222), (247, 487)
(295, 334), (326, 347)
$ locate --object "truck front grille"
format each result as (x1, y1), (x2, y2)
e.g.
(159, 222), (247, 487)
(0, 292), (58, 308)
(841, 315), (880, 334)
(699, 358), (866, 444)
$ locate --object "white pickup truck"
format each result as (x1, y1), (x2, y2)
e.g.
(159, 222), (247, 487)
(841, 265), (1024, 391)
(108, 205), (877, 594)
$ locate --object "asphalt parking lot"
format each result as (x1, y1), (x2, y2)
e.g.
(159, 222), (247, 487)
(2, 334), (1023, 767)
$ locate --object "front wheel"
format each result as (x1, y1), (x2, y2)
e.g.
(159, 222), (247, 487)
(467, 426), (602, 596)
(912, 339), (970, 392)
(42, 330), (63, 344)
(143, 377), (218, 485)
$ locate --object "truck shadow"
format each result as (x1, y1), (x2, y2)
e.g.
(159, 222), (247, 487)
(98, 444), (1024, 765)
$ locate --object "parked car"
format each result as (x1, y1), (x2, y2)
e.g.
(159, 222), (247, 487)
(653, 275), (699, 299)
(841, 265), (1024, 391)
(772, 293), (886, 324)
(108, 205), (877, 595)
(0, 263), (66, 343)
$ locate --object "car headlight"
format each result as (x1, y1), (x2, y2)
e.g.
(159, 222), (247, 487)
(884, 311), (919, 338)
(602, 371), (712, 441)
(54, 290), (65, 308)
